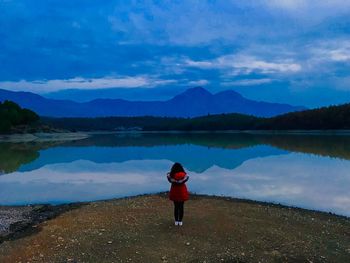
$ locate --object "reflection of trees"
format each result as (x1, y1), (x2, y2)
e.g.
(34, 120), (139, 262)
(2, 132), (350, 175)
(0, 142), (64, 175)
(65, 132), (350, 161)
(68, 133), (350, 160)
(256, 134), (350, 160)
(0, 143), (39, 174)
(63, 133), (260, 149)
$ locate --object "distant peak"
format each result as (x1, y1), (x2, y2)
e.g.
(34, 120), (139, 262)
(188, 86), (211, 92)
(182, 87), (212, 95)
(215, 89), (243, 98)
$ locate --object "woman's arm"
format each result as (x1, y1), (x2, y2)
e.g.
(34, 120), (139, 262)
(167, 174), (173, 183)
(167, 174), (189, 184)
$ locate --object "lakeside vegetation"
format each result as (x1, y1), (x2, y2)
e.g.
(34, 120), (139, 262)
(2, 99), (350, 132)
(0, 101), (39, 133)
(43, 102), (350, 131)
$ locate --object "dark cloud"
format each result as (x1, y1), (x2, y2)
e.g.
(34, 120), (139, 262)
(0, 0), (349, 106)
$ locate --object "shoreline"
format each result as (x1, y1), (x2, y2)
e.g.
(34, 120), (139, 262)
(84, 129), (350, 135)
(1, 193), (348, 242)
(1, 129), (350, 143)
(1, 193), (349, 262)
(0, 132), (90, 143)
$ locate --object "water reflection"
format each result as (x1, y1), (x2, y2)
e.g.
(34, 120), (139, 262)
(0, 133), (349, 217)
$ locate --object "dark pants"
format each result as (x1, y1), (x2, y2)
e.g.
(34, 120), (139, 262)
(174, 201), (184, 221)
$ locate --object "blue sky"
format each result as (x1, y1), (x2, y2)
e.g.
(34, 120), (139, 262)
(0, 0), (350, 107)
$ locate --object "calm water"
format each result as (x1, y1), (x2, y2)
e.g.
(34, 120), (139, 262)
(0, 133), (349, 217)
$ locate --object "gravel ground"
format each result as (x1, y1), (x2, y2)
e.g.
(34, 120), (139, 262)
(0, 206), (32, 236)
(0, 194), (349, 263)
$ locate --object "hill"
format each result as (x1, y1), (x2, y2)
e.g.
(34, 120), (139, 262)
(261, 103), (350, 129)
(0, 101), (39, 133)
(43, 102), (350, 131)
(0, 87), (305, 118)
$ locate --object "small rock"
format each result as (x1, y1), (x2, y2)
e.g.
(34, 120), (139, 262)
(186, 242), (190, 246)
(271, 250), (281, 257)
(241, 252), (245, 256)
(107, 241), (113, 244)
(161, 256), (167, 260)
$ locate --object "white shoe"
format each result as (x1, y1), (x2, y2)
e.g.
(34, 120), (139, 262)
(178, 221), (183, 226)
(175, 221), (179, 226)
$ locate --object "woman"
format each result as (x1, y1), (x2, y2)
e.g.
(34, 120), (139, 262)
(167, 162), (189, 226)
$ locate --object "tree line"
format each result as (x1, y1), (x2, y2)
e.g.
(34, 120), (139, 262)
(3, 100), (350, 133)
(0, 100), (39, 133)
(43, 102), (350, 131)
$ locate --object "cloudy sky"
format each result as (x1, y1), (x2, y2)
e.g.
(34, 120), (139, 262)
(1, 0), (350, 107)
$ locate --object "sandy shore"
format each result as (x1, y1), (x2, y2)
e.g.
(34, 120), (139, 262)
(0, 132), (90, 142)
(0, 193), (349, 263)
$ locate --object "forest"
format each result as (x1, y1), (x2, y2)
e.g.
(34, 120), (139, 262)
(0, 100), (39, 133)
(2, 99), (350, 133)
(42, 102), (350, 131)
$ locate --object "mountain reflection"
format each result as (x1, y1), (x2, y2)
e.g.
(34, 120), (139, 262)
(2, 133), (350, 174)
(0, 133), (349, 216)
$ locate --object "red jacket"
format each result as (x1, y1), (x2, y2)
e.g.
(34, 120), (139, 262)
(168, 171), (189, 202)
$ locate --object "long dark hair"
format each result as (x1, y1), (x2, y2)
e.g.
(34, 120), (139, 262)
(169, 162), (185, 177)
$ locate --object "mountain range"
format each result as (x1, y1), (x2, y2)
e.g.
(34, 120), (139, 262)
(0, 87), (305, 118)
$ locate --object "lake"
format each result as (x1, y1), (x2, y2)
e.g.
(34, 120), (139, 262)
(0, 132), (349, 217)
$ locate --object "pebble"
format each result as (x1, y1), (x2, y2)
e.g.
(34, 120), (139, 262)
(185, 242), (190, 246)
(107, 241), (113, 244)
(271, 250), (281, 257)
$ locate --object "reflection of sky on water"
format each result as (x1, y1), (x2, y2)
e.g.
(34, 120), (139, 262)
(191, 154), (350, 217)
(19, 145), (286, 173)
(0, 144), (349, 217)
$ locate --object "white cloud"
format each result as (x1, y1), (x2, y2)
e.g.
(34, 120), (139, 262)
(0, 76), (177, 93)
(307, 39), (350, 70)
(316, 46), (350, 62)
(222, 78), (274, 86)
(264, 0), (350, 14)
(330, 49), (350, 62)
(185, 59), (214, 69)
(264, 0), (307, 10)
(187, 79), (209, 86)
(185, 54), (301, 74)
